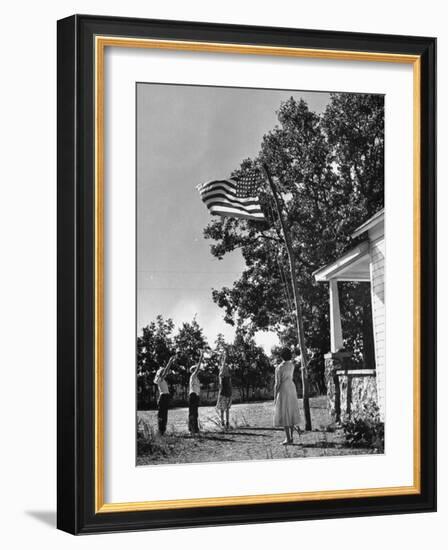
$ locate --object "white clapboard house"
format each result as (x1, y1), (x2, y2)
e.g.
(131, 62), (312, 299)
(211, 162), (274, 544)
(313, 209), (385, 419)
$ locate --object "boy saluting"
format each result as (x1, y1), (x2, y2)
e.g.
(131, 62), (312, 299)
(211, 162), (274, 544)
(188, 350), (204, 434)
(154, 353), (177, 435)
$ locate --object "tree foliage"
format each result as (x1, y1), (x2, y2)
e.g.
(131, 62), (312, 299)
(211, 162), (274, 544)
(173, 318), (209, 400)
(137, 315), (175, 408)
(137, 318), (272, 408)
(203, 93), (383, 370)
(226, 326), (272, 402)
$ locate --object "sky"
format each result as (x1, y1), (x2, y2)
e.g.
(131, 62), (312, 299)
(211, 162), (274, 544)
(137, 83), (330, 352)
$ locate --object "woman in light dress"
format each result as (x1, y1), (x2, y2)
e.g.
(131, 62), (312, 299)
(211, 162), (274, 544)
(216, 351), (232, 428)
(273, 347), (301, 445)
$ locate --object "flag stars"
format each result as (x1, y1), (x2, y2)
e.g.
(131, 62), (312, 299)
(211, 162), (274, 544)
(198, 171), (265, 221)
(235, 171), (263, 198)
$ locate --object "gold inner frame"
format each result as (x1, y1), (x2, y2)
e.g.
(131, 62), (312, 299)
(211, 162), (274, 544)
(94, 36), (421, 514)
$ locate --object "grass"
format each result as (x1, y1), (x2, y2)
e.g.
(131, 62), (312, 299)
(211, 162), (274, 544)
(136, 397), (379, 466)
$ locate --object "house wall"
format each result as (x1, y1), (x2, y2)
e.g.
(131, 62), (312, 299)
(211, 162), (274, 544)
(369, 229), (385, 419)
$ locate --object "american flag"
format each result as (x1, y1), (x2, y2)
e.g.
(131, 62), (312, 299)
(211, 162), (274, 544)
(197, 171), (266, 221)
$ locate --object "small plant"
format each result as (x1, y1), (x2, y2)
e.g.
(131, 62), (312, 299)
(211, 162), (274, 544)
(341, 399), (384, 452)
(318, 430), (330, 455)
(265, 445), (274, 460)
(232, 412), (251, 429)
(204, 414), (225, 430)
(137, 418), (172, 457)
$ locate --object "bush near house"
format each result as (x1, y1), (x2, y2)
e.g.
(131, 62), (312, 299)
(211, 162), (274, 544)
(341, 399), (384, 452)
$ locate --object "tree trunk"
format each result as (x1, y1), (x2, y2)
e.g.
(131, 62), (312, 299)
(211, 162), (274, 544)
(263, 165), (312, 431)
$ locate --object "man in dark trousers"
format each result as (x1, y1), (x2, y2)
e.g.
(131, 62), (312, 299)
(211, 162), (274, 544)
(188, 350), (204, 434)
(154, 354), (176, 435)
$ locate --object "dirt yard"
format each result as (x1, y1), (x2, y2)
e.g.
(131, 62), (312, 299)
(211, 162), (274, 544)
(137, 397), (375, 465)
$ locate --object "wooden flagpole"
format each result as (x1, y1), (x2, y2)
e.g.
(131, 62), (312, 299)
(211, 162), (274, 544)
(262, 164), (312, 431)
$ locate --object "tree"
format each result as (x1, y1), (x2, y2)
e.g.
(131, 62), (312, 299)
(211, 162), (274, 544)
(322, 93), (384, 219)
(203, 93), (383, 403)
(137, 315), (175, 409)
(138, 316), (211, 406)
(173, 317), (209, 400)
(227, 325), (272, 402)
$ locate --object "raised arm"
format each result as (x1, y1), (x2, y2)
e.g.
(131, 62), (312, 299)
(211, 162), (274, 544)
(162, 354), (176, 377)
(220, 350), (227, 369)
(192, 350), (204, 376)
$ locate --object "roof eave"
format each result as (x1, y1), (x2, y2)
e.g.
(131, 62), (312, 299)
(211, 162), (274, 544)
(313, 241), (370, 282)
(351, 208), (385, 239)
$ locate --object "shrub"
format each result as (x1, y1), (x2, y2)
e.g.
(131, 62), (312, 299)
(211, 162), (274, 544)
(341, 399), (384, 452)
(137, 418), (171, 457)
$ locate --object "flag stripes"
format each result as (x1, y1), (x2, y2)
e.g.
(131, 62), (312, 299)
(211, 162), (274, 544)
(197, 174), (265, 221)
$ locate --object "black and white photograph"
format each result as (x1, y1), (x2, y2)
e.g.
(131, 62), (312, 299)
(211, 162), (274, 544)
(136, 83), (385, 466)
(0, 0), (440, 542)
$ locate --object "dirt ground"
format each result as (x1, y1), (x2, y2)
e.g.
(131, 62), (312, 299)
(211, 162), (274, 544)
(137, 397), (376, 465)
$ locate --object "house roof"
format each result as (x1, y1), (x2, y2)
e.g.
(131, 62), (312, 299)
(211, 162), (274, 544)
(351, 208), (384, 239)
(313, 241), (370, 282)
(313, 208), (384, 283)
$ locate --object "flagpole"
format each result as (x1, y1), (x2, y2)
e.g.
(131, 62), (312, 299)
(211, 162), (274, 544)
(262, 164), (312, 431)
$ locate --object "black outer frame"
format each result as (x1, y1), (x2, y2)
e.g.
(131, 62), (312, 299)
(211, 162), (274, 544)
(57, 14), (436, 535)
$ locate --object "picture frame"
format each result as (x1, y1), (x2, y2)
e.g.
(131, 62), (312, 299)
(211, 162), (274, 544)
(57, 14), (436, 534)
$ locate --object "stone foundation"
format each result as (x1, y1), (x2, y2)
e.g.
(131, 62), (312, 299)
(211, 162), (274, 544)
(337, 369), (378, 418)
(325, 352), (378, 422)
